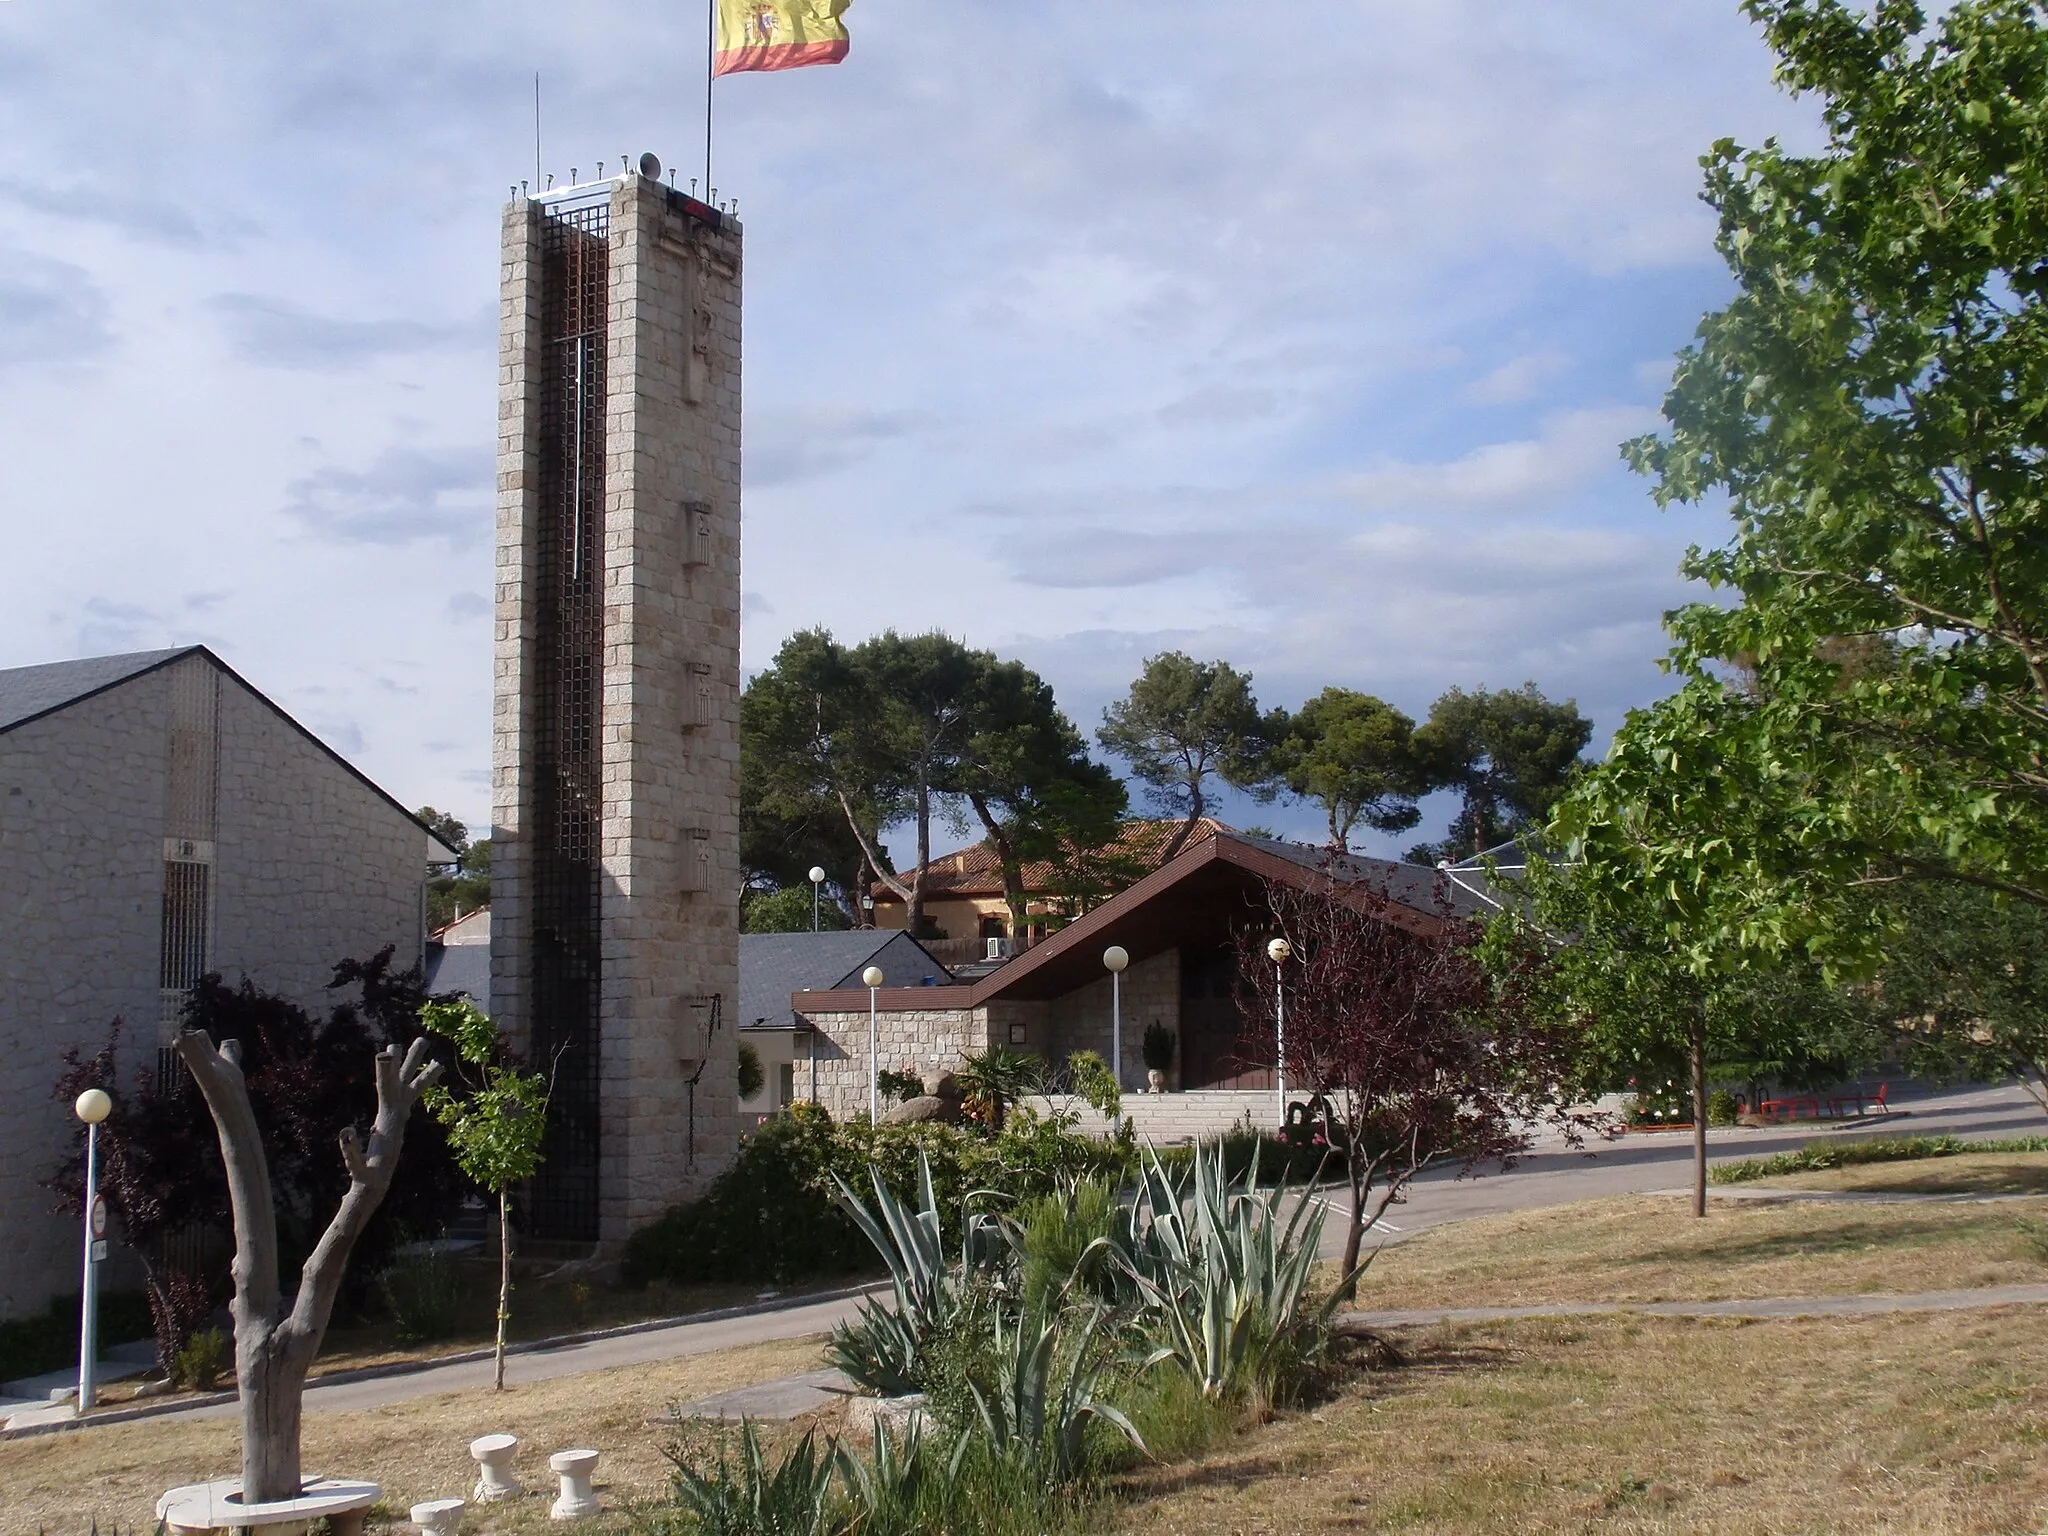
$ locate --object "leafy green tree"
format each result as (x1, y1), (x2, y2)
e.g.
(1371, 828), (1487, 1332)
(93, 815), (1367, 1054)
(417, 807), (490, 930)
(1587, 0), (2048, 971)
(1264, 688), (1424, 852)
(1097, 653), (1267, 865)
(854, 631), (989, 934)
(1881, 883), (2048, 1116)
(419, 998), (548, 1392)
(957, 658), (1128, 935)
(743, 628), (907, 922)
(743, 884), (851, 934)
(1409, 684), (1590, 863)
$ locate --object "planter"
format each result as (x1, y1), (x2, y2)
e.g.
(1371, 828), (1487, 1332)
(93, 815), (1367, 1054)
(156, 1478), (379, 1536)
(1147, 1069), (1166, 1094)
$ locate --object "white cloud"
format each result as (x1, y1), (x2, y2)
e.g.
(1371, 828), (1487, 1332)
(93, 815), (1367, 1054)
(1463, 350), (1573, 406)
(0, 0), (1810, 834)
(1336, 406), (1660, 510)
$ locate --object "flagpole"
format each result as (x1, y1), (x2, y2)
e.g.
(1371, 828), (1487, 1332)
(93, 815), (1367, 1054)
(705, 0), (715, 197)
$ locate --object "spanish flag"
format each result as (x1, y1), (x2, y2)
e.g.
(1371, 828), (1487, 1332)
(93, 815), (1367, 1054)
(714, 0), (852, 77)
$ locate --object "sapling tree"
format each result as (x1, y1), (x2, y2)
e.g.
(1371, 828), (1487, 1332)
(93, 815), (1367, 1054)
(1236, 873), (1584, 1288)
(418, 998), (549, 1392)
(173, 1025), (441, 1504)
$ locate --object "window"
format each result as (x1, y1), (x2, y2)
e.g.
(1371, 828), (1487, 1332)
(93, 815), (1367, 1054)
(776, 1062), (795, 1108)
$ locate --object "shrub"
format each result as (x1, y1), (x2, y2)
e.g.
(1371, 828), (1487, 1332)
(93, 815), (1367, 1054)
(1015, 1179), (1116, 1316)
(1707, 1088), (1740, 1126)
(876, 1069), (926, 1106)
(0, 1291), (152, 1383)
(377, 1244), (460, 1343)
(172, 1325), (228, 1391)
(737, 1042), (765, 1103)
(1141, 1024), (1175, 1075)
(622, 1103), (1131, 1290)
(1709, 1134), (2048, 1184)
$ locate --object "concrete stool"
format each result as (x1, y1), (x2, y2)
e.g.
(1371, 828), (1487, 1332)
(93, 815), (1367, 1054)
(411, 1496), (466, 1535)
(549, 1449), (600, 1519)
(470, 1434), (521, 1502)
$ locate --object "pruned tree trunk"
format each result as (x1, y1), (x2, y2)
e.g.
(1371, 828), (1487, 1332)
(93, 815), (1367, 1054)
(496, 1191), (512, 1392)
(173, 1030), (441, 1504)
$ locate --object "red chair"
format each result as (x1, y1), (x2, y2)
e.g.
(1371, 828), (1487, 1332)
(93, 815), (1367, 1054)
(1829, 1081), (1889, 1118)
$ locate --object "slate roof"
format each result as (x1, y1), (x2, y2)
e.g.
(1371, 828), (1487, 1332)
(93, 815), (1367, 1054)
(741, 930), (953, 1030)
(0, 645), (458, 857)
(0, 647), (197, 735)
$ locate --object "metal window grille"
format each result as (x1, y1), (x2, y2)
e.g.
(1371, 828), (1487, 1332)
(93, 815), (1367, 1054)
(526, 195), (611, 1242)
(160, 861), (211, 991)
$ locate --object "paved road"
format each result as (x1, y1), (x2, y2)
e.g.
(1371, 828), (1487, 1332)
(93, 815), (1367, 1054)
(1314, 1080), (2046, 1256)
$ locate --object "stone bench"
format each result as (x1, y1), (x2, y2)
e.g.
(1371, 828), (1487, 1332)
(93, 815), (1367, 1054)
(156, 1477), (379, 1535)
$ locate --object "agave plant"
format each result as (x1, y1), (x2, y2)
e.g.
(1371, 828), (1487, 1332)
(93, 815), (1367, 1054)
(968, 1300), (1146, 1483)
(663, 1418), (841, 1536)
(1121, 1139), (1358, 1402)
(827, 1151), (1005, 1394)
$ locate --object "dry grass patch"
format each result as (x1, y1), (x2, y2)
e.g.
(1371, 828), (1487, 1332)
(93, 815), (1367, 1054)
(1119, 1307), (2048, 1535)
(0, 1334), (826, 1532)
(1353, 1193), (2048, 1311)
(1748, 1152), (2048, 1196)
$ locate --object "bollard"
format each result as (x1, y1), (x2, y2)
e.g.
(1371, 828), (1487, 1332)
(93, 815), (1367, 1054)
(549, 1448), (600, 1519)
(470, 1433), (521, 1502)
(411, 1496), (466, 1535)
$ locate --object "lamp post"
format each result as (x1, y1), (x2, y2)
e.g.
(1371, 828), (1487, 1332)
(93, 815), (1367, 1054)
(863, 965), (885, 1122)
(808, 866), (826, 932)
(73, 1087), (111, 1413)
(1102, 945), (1129, 1090)
(1267, 937), (1292, 1128)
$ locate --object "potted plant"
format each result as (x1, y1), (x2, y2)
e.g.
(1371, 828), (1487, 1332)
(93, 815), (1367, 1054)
(1142, 1023), (1175, 1093)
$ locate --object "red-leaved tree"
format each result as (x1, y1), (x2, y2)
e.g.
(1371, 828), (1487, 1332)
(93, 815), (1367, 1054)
(1236, 872), (1587, 1287)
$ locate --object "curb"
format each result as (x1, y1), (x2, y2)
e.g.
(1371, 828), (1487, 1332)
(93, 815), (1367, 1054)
(0, 1279), (886, 1442)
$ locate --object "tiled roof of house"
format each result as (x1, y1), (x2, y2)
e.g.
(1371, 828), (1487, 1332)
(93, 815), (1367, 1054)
(0, 647), (198, 734)
(871, 817), (1229, 904)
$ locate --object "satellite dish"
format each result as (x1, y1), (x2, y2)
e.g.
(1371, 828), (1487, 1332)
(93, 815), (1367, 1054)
(639, 152), (662, 181)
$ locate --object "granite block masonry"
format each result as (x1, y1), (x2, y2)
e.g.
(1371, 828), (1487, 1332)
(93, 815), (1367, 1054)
(491, 166), (743, 1246)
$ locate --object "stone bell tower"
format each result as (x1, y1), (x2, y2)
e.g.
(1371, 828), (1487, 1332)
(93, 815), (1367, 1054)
(491, 162), (742, 1246)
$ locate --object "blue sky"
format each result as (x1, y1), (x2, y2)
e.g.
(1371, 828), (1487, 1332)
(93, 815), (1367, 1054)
(0, 1), (1816, 862)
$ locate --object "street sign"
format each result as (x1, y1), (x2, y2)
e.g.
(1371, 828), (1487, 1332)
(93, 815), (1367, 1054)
(90, 1239), (108, 1262)
(89, 1196), (107, 1237)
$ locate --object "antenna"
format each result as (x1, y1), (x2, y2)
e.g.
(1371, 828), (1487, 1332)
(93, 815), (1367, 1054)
(533, 72), (542, 190)
(640, 152), (663, 180)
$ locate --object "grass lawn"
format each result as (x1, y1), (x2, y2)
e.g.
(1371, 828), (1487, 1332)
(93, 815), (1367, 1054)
(1749, 1152), (2048, 1196)
(1353, 1191), (2048, 1311)
(0, 1334), (821, 1531)
(1118, 1308), (2048, 1534)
